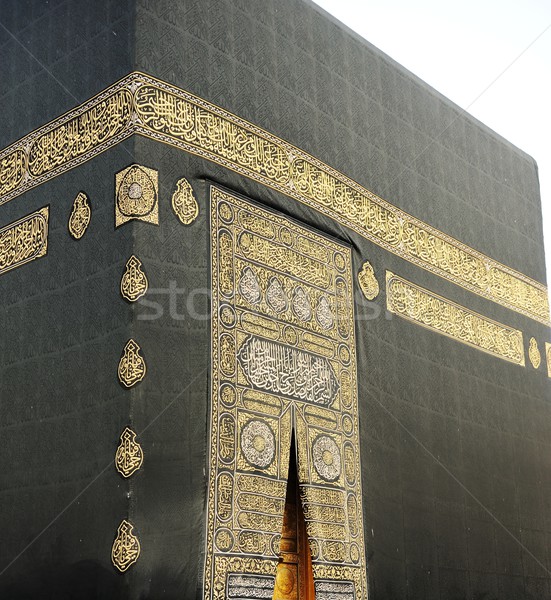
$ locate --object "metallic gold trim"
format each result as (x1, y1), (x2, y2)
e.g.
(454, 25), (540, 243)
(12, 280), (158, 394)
(206, 186), (367, 600)
(357, 261), (379, 300)
(111, 519), (140, 572)
(386, 271), (525, 366)
(68, 192), (91, 239)
(118, 339), (147, 388)
(0, 206), (48, 276)
(115, 164), (159, 227)
(172, 177), (199, 225)
(0, 72), (547, 324)
(528, 337), (541, 369)
(120, 255), (148, 302)
(115, 427), (144, 478)
(546, 343), (551, 378)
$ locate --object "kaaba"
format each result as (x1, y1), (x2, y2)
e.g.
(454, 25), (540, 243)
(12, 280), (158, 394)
(1, 1), (550, 599)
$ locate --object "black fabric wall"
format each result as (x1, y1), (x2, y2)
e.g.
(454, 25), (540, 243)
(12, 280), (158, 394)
(0, 1), (550, 599)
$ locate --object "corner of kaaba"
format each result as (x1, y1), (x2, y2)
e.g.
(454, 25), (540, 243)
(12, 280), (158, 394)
(1, 1), (550, 599)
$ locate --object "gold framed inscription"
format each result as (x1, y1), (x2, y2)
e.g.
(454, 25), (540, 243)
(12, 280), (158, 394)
(206, 186), (367, 600)
(0, 72), (547, 325)
(0, 206), (49, 276)
(386, 271), (525, 366)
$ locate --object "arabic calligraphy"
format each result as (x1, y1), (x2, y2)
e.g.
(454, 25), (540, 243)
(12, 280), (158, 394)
(171, 176), (199, 225)
(29, 89), (133, 179)
(357, 260), (379, 300)
(111, 519), (141, 573)
(115, 164), (159, 227)
(117, 339), (147, 387)
(120, 255), (148, 302)
(240, 420), (276, 469)
(115, 427), (144, 478)
(238, 336), (340, 407)
(312, 435), (342, 482)
(0, 72), (547, 326)
(68, 192), (91, 240)
(0, 207), (48, 276)
(386, 271), (525, 365)
(206, 187), (367, 600)
(528, 337), (541, 369)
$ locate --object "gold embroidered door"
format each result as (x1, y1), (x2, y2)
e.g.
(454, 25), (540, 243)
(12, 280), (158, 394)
(273, 448), (315, 600)
(206, 186), (368, 600)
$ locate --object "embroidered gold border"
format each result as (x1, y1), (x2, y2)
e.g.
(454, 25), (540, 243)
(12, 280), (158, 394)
(386, 271), (525, 366)
(0, 206), (49, 276)
(0, 72), (548, 325)
(207, 186), (367, 599)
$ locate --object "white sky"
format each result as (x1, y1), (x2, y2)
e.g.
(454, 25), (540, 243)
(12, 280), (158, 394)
(313, 0), (551, 288)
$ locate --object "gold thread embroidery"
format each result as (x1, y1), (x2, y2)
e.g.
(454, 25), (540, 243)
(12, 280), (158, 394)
(0, 149), (26, 197)
(206, 187), (367, 600)
(120, 255), (148, 302)
(115, 427), (144, 478)
(386, 271), (525, 366)
(357, 260), (379, 300)
(546, 343), (551, 378)
(115, 164), (159, 227)
(528, 337), (541, 369)
(111, 520), (140, 572)
(29, 89), (134, 179)
(171, 177), (199, 225)
(118, 339), (147, 388)
(0, 207), (48, 276)
(0, 72), (547, 325)
(68, 192), (91, 239)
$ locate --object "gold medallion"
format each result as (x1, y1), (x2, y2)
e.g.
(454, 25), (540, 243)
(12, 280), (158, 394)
(115, 164), (159, 227)
(120, 255), (148, 302)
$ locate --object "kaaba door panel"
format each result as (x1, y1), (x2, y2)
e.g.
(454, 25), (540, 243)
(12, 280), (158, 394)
(207, 186), (367, 600)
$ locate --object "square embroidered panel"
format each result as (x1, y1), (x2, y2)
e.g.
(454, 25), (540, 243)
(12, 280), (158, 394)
(206, 187), (367, 600)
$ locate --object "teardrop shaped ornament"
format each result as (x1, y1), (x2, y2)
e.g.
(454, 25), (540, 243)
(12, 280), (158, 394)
(68, 192), (91, 239)
(120, 255), (148, 302)
(171, 177), (199, 225)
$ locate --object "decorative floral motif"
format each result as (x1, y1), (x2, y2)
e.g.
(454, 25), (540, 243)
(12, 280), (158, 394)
(239, 267), (261, 305)
(312, 435), (342, 482)
(292, 286), (311, 322)
(357, 260), (379, 300)
(117, 339), (147, 388)
(115, 427), (144, 478)
(240, 420), (276, 469)
(266, 277), (287, 313)
(171, 177), (199, 225)
(68, 192), (91, 239)
(120, 255), (148, 302)
(111, 520), (140, 572)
